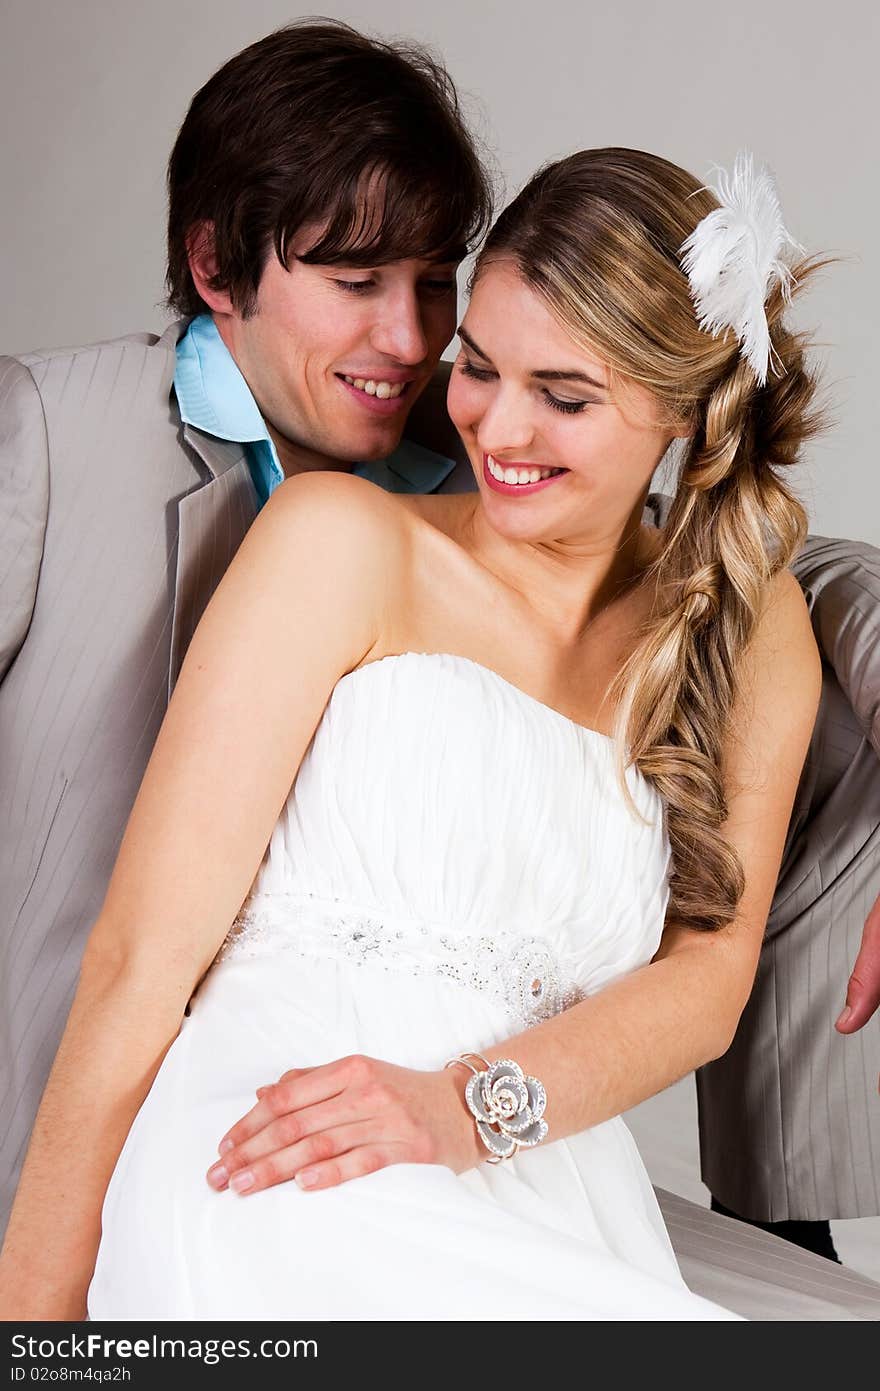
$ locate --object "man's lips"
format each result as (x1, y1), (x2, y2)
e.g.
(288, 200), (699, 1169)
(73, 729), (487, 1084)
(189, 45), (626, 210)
(482, 453), (570, 497)
(336, 373), (416, 415)
(337, 370), (415, 385)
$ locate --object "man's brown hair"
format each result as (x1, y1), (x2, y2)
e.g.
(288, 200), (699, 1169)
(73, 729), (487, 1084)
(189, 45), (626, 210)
(166, 19), (493, 318)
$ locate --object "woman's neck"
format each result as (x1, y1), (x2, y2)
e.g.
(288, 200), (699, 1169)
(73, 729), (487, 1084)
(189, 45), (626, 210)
(460, 492), (657, 646)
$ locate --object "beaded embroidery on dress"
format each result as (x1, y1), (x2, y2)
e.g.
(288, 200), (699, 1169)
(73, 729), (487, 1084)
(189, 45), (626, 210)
(88, 651), (741, 1321)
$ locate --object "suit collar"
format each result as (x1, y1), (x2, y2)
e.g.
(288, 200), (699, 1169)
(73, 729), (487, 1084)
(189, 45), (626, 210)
(181, 424), (248, 482)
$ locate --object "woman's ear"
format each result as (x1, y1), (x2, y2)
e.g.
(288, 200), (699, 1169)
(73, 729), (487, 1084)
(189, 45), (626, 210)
(185, 221), (235, 315)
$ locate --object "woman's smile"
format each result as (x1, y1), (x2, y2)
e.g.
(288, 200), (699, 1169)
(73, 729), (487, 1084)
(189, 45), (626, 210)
(483, 452), (570, 496)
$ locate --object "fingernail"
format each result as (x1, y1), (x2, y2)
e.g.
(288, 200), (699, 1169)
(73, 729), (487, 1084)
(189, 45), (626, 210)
(206, 1163), (228, 1189)
(218, 1138), (234, 1156)
(836, 1006), (852, 1028)
(230, 1170), (255, 1194)
(296, 1169), (319, 1189)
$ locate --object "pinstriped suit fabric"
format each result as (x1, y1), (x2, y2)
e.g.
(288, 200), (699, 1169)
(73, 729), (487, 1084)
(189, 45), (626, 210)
(696, 537), (880, 1221)
(0, 359), (49, 679)
(656, 1187), (880, 1319)
(1, 328), (878, 1316)
(0, 326), (210, 1228)
(167, 448), (258, 697)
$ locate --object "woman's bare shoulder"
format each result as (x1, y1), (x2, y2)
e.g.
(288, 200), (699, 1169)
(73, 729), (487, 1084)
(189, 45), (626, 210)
(269, 473), (473, 542)
(263, 470), (420, 559)
(269, 468), (407, 518)
(260, 476), (480, 647)
(391, 491), (477, 538)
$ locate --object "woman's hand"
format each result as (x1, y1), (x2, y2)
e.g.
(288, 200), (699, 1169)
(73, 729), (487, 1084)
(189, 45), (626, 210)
(206, 1054), (485, 1195)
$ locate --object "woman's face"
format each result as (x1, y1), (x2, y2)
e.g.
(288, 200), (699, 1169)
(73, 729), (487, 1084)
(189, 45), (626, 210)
(447, 258), (683, 545)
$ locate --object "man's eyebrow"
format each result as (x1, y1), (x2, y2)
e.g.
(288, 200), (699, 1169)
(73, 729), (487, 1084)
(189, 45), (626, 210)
(457, 326), (609, 391)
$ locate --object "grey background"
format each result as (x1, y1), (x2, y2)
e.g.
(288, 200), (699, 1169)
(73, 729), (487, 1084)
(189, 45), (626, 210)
(2, 0), (877, 544)
(3, 0), (878, 1276)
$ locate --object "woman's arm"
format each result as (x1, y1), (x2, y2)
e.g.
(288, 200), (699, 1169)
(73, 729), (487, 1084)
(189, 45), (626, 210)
(212, 568), (824, 1190)
(475, 568), (824, 1132)
(0, 471), (406, 1319)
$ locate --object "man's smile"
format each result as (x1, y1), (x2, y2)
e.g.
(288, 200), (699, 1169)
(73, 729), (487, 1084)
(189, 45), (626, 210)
(336, 373), (416, 413)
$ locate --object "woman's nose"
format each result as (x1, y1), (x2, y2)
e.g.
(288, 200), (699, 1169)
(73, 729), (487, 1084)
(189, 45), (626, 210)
(475, 389), (536, 457)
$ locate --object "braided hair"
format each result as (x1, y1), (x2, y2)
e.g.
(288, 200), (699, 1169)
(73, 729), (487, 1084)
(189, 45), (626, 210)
(476, 149), (827, 931)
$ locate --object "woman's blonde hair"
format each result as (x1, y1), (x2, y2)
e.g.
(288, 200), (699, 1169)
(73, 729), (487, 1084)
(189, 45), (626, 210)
(476, 148), (827, 931)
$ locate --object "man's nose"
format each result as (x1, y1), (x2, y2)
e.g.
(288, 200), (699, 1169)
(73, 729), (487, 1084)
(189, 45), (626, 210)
(369, 290), (429, 365)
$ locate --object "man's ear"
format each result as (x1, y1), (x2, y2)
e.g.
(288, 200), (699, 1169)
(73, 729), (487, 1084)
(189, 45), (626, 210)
(186, 221), (235, 315)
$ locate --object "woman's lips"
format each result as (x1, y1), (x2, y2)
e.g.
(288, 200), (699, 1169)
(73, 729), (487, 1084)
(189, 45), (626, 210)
(482, 453), (569, 497)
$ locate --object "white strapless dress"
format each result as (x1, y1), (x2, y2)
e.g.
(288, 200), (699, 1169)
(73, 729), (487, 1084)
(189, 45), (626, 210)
(88, 652), (741, 1321)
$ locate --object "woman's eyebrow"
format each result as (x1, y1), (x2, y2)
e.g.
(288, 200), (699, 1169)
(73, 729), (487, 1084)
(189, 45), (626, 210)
(532, 368), (609, 391)
(458, 327), (490, 358)
(458, 326), (608, 391)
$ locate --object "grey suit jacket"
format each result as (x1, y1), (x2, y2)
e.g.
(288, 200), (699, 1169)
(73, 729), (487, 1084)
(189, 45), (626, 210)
(2, 325), (879, 1316)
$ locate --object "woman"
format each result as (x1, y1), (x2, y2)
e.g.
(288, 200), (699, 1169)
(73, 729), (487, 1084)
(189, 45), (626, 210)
(0, 148), (823, 1320)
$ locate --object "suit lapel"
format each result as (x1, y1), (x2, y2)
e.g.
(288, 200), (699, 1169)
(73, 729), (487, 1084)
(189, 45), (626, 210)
(168, 424), (258, 699)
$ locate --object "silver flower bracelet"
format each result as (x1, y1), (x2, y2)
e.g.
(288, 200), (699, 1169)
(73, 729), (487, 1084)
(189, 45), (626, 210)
(444, 1051), (549, 1163)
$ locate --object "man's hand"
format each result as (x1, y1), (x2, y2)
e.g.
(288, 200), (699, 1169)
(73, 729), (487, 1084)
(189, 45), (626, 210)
(836, 888), (880, 1077)
(205, 1054), (485, 1196)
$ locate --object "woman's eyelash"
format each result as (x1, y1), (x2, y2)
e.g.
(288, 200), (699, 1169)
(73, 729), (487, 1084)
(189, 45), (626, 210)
(458, 360), (494, 381)
(458, 359), (590, 415)
(544, 394), (588, 415)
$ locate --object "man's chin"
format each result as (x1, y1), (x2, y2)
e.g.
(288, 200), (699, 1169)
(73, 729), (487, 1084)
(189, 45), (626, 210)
(342, 423), (408, 463)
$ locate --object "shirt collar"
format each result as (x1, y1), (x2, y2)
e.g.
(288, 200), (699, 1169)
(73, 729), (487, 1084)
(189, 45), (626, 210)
(174, 314), (457, 496)
(174, 313), (271, 446)
(358, 438), (456, 493)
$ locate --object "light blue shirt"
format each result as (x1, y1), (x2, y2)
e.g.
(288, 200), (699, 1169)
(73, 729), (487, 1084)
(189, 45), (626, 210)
(173, 315), (456, 508)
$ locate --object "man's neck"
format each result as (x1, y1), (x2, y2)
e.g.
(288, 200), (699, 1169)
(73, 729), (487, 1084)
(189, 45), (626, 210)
(265, 420), (354, 479)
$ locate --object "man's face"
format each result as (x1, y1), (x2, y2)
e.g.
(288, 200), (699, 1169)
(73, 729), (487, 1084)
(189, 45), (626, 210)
(216, 237), (460, 470)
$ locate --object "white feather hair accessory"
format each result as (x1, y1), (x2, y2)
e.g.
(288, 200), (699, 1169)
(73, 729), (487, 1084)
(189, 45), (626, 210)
(679, 151), (803, 387)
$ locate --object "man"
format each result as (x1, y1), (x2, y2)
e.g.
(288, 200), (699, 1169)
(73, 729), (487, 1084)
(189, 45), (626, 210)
(700, 535), (880, 1257)
(0, 18), (491, 1235)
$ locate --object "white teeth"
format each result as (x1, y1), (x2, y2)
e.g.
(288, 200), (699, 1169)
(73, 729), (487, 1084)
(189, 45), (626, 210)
(487, 455), (564, 486)
(343, 375), (405, 399)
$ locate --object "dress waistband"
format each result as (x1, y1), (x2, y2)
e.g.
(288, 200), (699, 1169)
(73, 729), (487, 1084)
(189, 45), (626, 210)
(215, 889), (585, 1027)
